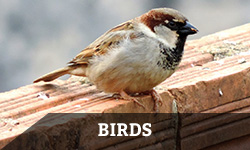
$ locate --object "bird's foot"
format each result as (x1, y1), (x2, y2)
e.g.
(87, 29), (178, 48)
(115, 90), (146, 109)
(142, 89), (163, 112)
(150, 89), (163, 112)
(112, 89), (162, 112)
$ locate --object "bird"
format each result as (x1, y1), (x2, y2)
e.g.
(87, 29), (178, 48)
(34, 8), (198, 111)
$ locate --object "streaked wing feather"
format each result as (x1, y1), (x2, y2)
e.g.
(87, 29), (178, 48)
(68, 21), (134, 65)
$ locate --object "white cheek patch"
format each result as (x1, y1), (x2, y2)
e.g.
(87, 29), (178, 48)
(137, 23), (177, 49)
(154, 25), (178, 48)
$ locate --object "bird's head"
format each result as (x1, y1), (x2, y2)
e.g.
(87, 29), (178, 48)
(139, 8), (198, 48)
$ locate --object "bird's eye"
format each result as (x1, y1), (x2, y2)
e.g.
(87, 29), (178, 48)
(168, 21), (177, 28)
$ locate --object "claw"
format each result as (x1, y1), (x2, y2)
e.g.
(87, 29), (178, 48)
(150, 89), (163, 112)
(113, 90), (162, 111)
(118, 90), (146, 109)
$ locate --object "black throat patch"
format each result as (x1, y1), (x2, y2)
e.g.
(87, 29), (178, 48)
(157, 36), (187, 70)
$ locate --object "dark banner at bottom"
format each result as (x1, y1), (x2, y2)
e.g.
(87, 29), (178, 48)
(3, 113), (250, 150)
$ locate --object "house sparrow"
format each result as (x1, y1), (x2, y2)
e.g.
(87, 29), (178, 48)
(34, 8), (198, 111)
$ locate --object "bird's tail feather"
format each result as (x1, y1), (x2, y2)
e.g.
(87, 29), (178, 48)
(33, 67), (70, 83)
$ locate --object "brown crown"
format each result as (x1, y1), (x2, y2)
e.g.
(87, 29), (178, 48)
(139, 8), (187, 32)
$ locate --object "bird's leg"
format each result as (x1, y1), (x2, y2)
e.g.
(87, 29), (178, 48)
(141, 89), (163, 112)
(119, 90), (145, 109)
(150, 89), (163, 112)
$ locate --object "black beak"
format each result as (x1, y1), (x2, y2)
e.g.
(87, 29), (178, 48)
(178, 21), (198, 35)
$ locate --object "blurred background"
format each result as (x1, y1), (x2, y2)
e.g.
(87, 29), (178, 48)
(0, 0), (249, 92)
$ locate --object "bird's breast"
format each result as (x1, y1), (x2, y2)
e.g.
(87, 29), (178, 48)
(85, 35), (182, 93)
(156, 42), (183, 70)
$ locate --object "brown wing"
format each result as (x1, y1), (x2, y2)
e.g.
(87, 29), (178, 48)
(68, 21), (134, 65)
